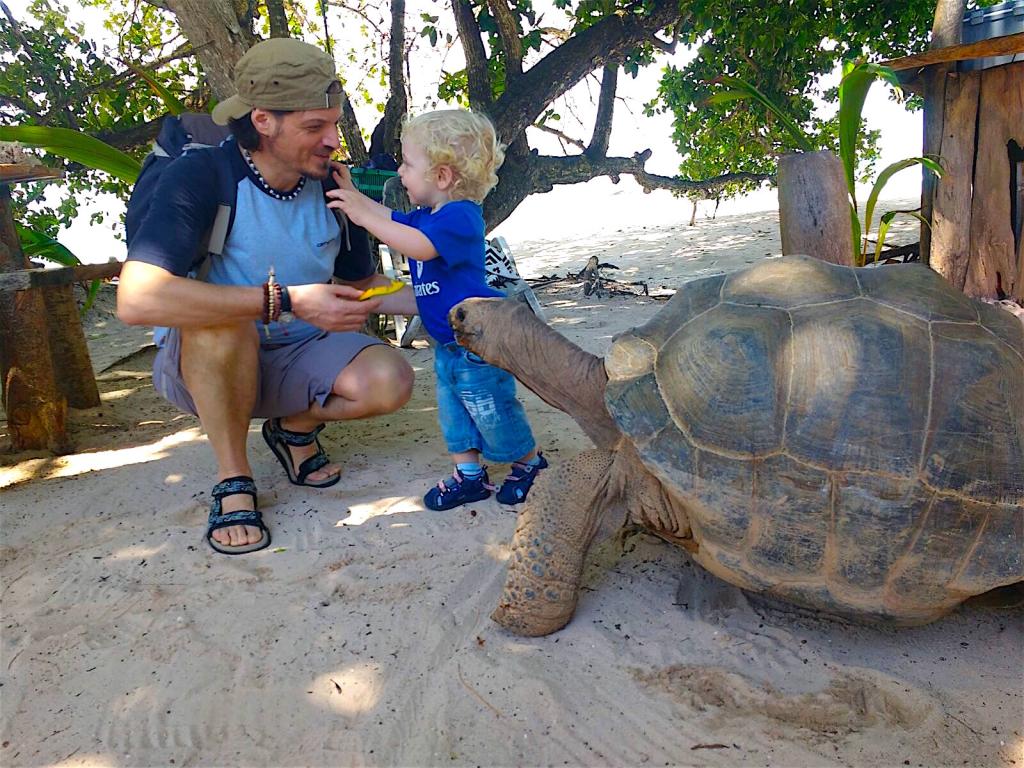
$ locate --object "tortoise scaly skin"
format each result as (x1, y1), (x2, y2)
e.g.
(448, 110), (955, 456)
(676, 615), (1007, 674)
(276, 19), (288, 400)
(451, 256), (1023, 636)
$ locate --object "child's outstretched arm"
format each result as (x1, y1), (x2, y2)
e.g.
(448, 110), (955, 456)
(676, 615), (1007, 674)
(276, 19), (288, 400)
(327, 190), (438, 262)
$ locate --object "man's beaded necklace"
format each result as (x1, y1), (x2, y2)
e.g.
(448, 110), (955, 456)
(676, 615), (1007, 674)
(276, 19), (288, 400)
(241, 147), (306, 201)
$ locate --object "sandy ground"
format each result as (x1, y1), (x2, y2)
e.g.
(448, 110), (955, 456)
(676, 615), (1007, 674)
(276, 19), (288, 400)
(1, 206), (1022, 768)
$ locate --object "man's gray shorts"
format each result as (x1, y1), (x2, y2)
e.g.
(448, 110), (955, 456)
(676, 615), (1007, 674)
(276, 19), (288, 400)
(152, 327), (383, 418)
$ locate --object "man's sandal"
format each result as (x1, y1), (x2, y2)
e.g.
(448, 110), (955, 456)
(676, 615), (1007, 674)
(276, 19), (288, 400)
(206, 476), (271, 555)
(261, 417), (341, 488)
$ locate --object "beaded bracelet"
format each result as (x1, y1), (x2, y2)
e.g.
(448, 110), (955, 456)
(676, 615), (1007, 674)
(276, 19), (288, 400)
(263, 267), (280, 338)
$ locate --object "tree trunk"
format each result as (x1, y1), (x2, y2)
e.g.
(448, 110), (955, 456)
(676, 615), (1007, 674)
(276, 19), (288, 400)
(164, 0), (254, 100)
(42, 284), (100, 409)
(0, 185), (69, 452)
(777, 151), (854, 266)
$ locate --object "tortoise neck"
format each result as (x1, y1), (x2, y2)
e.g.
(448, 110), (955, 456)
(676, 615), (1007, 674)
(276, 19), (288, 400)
(492, 310), (621, 450)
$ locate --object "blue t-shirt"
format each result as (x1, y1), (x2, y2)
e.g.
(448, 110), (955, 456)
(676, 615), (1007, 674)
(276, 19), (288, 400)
(127, 140), (375, 346)
(392, 201), (502, 345)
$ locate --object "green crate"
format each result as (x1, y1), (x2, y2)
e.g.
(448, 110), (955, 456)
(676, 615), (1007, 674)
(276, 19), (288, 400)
(349, 168), (398, 201)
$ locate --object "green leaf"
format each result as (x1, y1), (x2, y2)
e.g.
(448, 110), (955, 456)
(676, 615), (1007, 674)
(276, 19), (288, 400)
(874, 209), (930, 263)
(0, 125), (141, 183)
(128, 65), (186, 115)
(80, 278), (101, 314)
(711, 75), (813, 152)
(862, 155), (942, 260)
(850, 200), (862, 266)
(838, 61), (903, 201)
(16, 224), (81, 266)
(16, 224), (100, 315)
(705, 89), (753, 105)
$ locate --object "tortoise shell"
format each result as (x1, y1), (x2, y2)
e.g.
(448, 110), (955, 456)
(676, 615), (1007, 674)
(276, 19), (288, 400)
(605, 256), (1023, 622)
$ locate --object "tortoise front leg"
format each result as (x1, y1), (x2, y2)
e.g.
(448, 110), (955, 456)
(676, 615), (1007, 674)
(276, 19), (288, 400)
(492, 449), (616, 636)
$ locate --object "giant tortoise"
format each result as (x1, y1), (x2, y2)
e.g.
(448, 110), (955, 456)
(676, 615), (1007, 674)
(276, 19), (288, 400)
(449, 255), (1024, 636)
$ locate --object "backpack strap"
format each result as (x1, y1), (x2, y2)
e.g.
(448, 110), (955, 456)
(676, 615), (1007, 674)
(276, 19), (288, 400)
(194, 145), (237, 280)
(208, 147), (236, 256)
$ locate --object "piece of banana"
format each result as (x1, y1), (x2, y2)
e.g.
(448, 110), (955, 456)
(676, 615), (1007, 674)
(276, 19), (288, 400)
(358, 278), (406, 301)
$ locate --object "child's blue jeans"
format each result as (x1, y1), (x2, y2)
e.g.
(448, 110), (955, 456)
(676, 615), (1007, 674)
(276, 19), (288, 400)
(433, 342), (536, 462)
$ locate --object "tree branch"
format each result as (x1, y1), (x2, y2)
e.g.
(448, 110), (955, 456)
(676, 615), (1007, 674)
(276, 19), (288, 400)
(368, 0), (407, 161)
(266, 0), (289, 38)
(483, 146), (771, 230)
(1, 0), (81, 129)
(649, 35), (675, 53)
(533, 123), (586, 152)
(586, 64), (617, 159)
(452, 0), (493, 111)
(491, 0), (681, 142)
(487, 0), (523, 84)
(649, 14), (685, 54)
(332, 1), (387, 39)
(92, 117), (164, 151)
(0, 95), (43, 122)
(338, 88), (367, 164)
(42, 45), (201, 123)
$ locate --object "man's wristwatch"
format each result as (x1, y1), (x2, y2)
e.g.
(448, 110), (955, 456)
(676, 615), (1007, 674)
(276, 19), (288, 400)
(279, 285), (295, 323)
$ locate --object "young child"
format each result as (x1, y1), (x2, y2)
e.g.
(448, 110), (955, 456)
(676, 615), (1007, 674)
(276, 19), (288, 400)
(327, 109), (547, 511)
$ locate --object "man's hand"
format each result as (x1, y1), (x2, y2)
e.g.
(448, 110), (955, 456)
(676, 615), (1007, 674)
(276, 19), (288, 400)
(288, 283), (382, 332)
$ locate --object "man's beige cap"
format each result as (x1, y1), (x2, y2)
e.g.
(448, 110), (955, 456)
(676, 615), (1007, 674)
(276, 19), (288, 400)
(212, 38), (341, 125)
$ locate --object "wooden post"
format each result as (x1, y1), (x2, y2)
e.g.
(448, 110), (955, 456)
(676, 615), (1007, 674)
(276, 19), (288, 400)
(921, 0), (967, 266)
(965, 61), (1024, 299)
(929, 69), (980, 290)
(0, 182), (69, 452)
(777, 151), (854, 267)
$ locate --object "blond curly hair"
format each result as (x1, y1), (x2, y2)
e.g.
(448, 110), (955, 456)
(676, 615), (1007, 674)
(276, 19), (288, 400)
(401, 109), (506, 203)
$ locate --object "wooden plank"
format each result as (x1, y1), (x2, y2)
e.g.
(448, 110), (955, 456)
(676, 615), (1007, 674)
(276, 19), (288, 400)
(884, 31), (1024, 71)
(930, 69), (980, 290)
(0, 258), (122, 293)
(966, 62), (1024, 299)
(0, 164), (63, 184)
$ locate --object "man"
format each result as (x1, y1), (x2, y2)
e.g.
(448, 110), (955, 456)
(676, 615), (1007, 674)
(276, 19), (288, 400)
(118, 38), (417, 555)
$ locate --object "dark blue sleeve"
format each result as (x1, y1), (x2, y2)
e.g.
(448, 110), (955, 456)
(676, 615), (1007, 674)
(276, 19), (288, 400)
(409, 202), (483, 266)
(126, 150), (224, 276)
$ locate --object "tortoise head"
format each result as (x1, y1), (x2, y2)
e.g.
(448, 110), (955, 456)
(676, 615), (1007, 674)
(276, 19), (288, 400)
(449, 297), (531, 364)
(450, 297), (623, 450)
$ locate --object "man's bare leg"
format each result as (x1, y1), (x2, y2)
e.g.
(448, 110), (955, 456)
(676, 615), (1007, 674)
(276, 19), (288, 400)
(278, 345), (414, 482)
(180, 322), (263, 549)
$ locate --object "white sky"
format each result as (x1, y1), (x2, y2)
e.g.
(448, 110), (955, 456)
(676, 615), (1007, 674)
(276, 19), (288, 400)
(7, 0), (924, 262)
